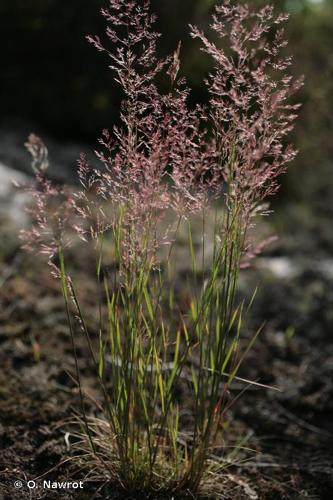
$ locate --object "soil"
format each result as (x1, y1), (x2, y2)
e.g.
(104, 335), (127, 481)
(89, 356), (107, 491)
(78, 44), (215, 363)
(0, 204), (332, 499)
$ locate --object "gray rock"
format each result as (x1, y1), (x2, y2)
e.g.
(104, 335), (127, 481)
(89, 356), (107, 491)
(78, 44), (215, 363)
(0, 162), (29, 226)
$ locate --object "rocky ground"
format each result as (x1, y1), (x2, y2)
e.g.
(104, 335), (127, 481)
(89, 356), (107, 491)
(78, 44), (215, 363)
(0, 141), (332, 499)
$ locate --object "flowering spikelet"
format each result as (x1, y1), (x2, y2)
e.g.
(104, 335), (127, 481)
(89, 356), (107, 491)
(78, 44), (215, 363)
(21, 0), (302, 272)
(21, 135), (75, 269)
(190, 0), (303, 238)
(24, 133), (49, 173)
(85, 1), (172, 268)
(191, 1), (302, 208)
(83, 0), (214, 270)
(21, 1), (214, 276)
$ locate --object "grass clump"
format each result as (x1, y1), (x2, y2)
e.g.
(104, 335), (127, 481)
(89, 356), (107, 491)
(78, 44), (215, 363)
(21, 0), (301, 497)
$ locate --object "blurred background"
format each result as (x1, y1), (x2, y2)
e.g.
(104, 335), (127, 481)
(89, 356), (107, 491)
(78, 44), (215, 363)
(1, 0), (333, 248)
(0, 2), (333, 497)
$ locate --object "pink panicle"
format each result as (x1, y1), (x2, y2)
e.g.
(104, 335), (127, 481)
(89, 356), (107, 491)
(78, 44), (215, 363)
(83, 0), (216, 267)
(190, 0), (303, 246)
(24, 134), (49, 173)
(21, 0), (302, 274)
(21, 135), (76, 266)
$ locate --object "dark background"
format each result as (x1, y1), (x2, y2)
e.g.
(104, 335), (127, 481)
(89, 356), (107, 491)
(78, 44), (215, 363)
(1, 1), (332, 168)
(1, 0), (333, 242)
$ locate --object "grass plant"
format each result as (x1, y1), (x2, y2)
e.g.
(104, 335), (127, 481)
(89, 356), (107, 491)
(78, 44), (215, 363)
(21, 0), (301, 496)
